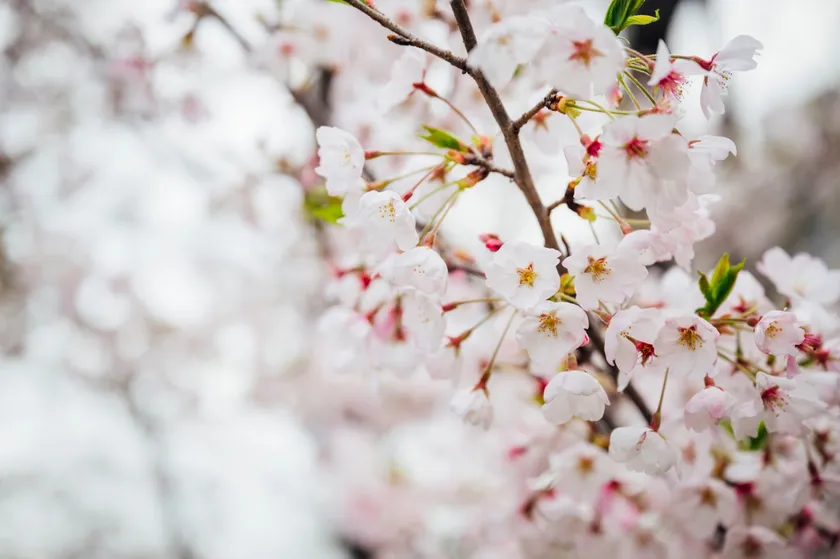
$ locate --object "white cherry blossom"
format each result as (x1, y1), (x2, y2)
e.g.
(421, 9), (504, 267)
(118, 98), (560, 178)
(654, 315), (719, 378)
(722, 526), (787, 559)
(468, 15), (550, 88)
(758, 247), (840, 305)
(378, 49), (426, 113)
(516, 301), (589, 372)
(597, 113), (690, 211)
(609, 426), (677, 475)
(562, 242), (648, 311)
(377, 246), (448, 297)
(354, 190), (419, 254)
(730, 373), (826, 438)
(699, 35), (763, 119)
(684, 386), (736, 432)
(450, 388), (493, 430)
(314, 126), (365, 196)
(754, 310), (805, 357)
(671, 479), (737, 539)
(537, 5), (625, 98)
(604, 306), (661, 390)
(484, 241), (561, 311)
(401, 291), (445, 352)
(542, 370), (609, 425)
(648, 39), (703, 101)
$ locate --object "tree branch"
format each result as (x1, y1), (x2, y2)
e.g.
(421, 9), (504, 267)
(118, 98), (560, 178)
(447, 0), (563, 257)
(512, 89), (558, 132)
(342, 0), (469, 71)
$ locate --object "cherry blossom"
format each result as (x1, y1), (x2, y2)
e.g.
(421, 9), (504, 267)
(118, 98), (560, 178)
(484, 241), (562, 311)
(401, 292), (446, 352)
(537, 5), (625, 98)
(648, 39), (703, 101)
(754, 310), (805, 357)
(671, 479), (737, 539)
(722, 526), (787, 559)
(654, 315), (719, 378)
(609, 426), (677, 475)
(758, 247), (840, 305)
(730, 373), (826, 438)
(698, 35), (764, 119)
(516, 301), (589, 371)
(378, 49), (426, 112)
(353, 190), (419, 254)
(314, 126), (365, 196)
(376, 246), (448, 297)
(562, 242), (648, 311)
(604, 306), (660, 390)
(684, 386), (736, 432)
(597, 113), (690, 211)
(542, 370), (609, 424)
(450, 388), (493, 430)
(468, 15), (550, 88)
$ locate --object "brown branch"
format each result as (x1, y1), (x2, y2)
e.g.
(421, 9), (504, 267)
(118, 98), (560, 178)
(342, 0), (468, 71)
(448, 0), (563, 258)
(512, 89), (558, 132)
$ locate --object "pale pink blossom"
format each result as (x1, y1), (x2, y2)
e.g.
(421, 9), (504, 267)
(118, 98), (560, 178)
(354, 190), (419, 254)
(722, 526), (787, 559)
(604, 306), (661, 390)
(484, 241), (561, 311)
(597, 113), (689, 211)
(609, 426), (677, 475)
(758, 247), (840, 305)
(671, 479), (737, 539)
(562, 242), (648, 311)
(648, 39), (703, 101)
(315, 126), (366, 196)
(516, 301), (589, 372)
(468, 15), (550, 88)
(538, 5), (625, 98)
(376, 246), (448, 297)
(450, 388), (493, 430)
(542, 370), (609, 425)
(699, 35), (763, 119)
(401, 291), (445, 352)
(684, 386), (735, 432)
(654, 315), (719, 378)
(754, 310), (805, 357)
(378, 49), (426, 113)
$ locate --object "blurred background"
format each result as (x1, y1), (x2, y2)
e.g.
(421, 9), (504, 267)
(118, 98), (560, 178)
(0, 0), (839, 557)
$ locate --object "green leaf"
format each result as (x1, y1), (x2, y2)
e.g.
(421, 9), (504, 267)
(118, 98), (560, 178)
(325, 0), (347, 3)
(697, 271), (712, 301)
(743, 422), (769, 451)
(419, 125), (469, 152)
(624, 9), (660, 28)
(304, 188), (344, 224)
(697, 253), (747, 318)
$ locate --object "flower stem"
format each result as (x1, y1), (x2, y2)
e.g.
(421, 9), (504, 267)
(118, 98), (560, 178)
(651, 368), (669, 431)
(623, 72), (658, 106)
(475, 309), (518, 392)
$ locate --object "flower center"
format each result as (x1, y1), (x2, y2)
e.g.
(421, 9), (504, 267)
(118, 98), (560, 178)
(764, 321), (781, 338)
(676, 325), (702, 351)
(699, 486), (718, 507)
(584, 256), (611, 282)
(537, 312), (560, 336)
(516, 263), (538, 287)
(378, 200), (397, 222)
(741, 536), (763, 558)
(760, 385), (787, 412)
(576, 456), (595, 476)
(569, 39), (602, 67)
(658, 70), (687, 99)
(624, 137), (649, 159)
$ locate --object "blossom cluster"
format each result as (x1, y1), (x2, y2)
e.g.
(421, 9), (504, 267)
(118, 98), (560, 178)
(300, 0), (840, 557)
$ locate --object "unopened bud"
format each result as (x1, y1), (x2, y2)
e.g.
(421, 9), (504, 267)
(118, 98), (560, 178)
(479, 233), (503, 252)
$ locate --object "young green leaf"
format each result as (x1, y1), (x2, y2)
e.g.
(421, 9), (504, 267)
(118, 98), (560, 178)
(419, 125), (469, 152)
(624, 9), (660, 29)
(304, 188), (345, 225)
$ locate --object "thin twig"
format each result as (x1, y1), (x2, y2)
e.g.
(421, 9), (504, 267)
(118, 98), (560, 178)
(342, 0), (469, 71)
(512, 89), (558, 132)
